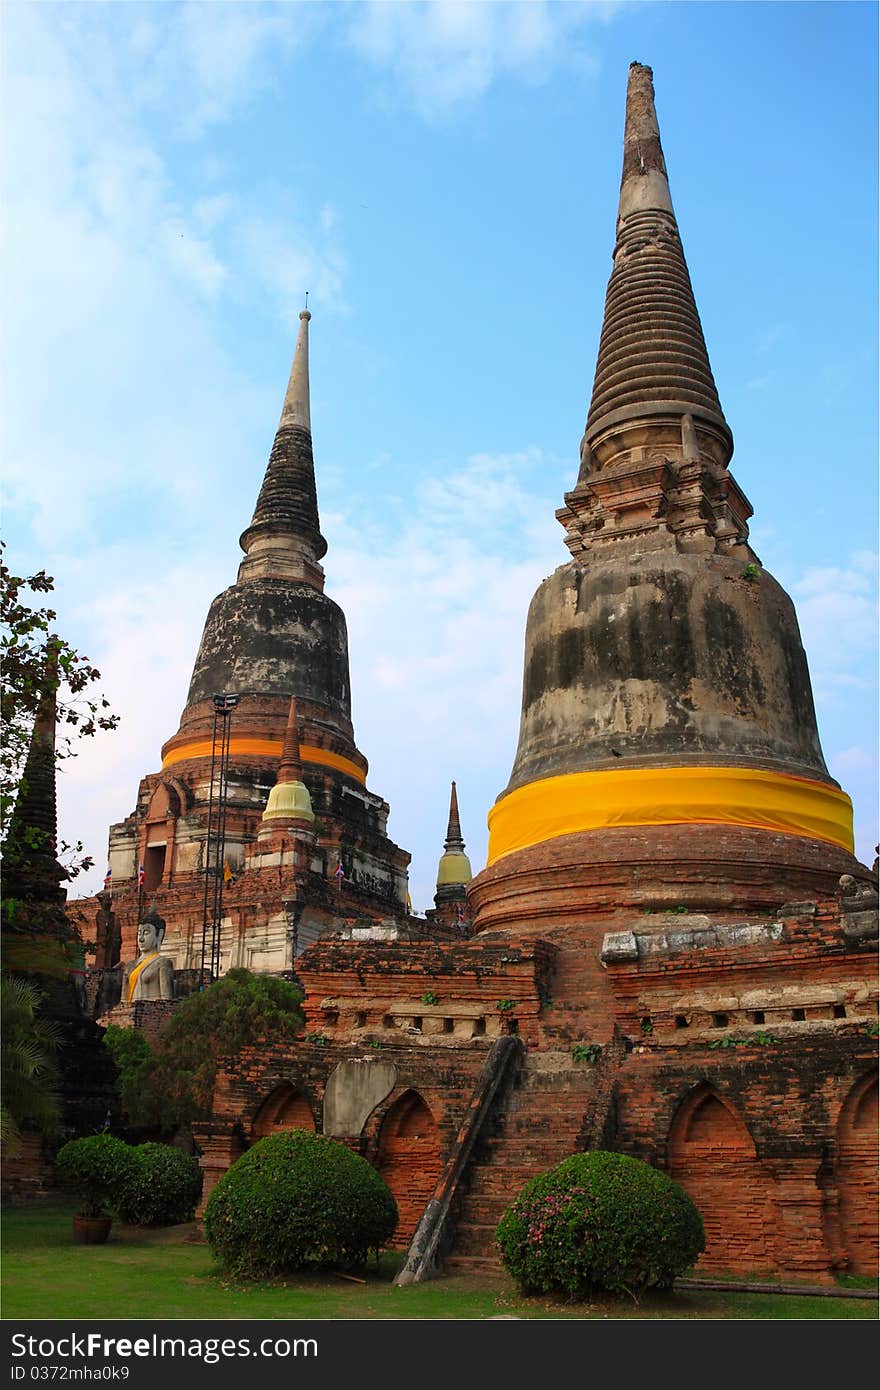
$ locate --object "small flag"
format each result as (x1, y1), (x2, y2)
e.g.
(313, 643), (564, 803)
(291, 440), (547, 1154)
(137, 863), (145, 888)
(103, 866), (112, 889)
(406, 891), (413, 914)
(223, 861), (235, 886)
(334, 861), (345, 881)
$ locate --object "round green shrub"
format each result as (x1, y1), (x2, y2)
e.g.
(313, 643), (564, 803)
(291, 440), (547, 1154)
(203, 1129), (398, 1277)
(495, 1151), (705, 1299)
(54, 1134), (139, 1218)
(116, 1143), (202, 1226)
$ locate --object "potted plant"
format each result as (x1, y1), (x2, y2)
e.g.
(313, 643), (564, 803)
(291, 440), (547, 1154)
(54, 1134), (137, 1244)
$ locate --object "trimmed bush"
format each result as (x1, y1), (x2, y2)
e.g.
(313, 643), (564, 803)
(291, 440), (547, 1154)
(495, 1151), (705, 1299)
(117, 1143), (202, 1227)
(54, 1134), (138, 1218)
(203, 1129), (398, 1278)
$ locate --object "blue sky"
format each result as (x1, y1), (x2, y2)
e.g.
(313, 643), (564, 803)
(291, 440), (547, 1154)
(2, 0), (877, 913)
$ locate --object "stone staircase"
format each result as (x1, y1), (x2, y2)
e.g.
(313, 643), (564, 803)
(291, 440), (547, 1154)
(444, 1049), (603, 1274)
(534, 932), (620, 1047)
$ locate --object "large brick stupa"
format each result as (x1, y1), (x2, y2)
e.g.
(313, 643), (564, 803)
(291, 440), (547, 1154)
(471, 61), (861, 937)
(98, 310), (411, 984)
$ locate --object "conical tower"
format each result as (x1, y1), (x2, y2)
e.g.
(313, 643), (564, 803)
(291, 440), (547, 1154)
(436, 781), (472, 892)
(2, 642), (78, 1013)
(2, 640), (67, 914)
(261, 698), (315, 828)
(428, 781), (472, 936)
(163, 309), (360, 777)
(472, 63), (865, 932)
(2, 645), (121, 1152)
(104, 312), (410, 971)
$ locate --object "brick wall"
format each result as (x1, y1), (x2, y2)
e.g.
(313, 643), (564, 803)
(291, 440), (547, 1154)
(189, 888), (877, 1279)
(98, 999), (179, 1042)
(0, 1133), (56, 1206)
(375, 1092), (443, 1247)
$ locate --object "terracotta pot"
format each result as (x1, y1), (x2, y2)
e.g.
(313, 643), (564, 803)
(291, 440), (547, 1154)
(72, 1215), (112, 1245)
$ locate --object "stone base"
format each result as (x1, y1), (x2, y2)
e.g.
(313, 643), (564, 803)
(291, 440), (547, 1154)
(97, 998), (179, 1041)
(470, 824), (870, 936)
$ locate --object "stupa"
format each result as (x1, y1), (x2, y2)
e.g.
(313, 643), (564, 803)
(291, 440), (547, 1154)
(98, 310), (411, 984)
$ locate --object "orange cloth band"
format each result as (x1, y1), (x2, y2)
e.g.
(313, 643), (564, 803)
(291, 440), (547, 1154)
(162, 737), (366, 785)
(487, 765), (854, 865)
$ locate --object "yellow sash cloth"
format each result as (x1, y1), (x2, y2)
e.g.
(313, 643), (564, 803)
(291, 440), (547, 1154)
(127, 951), (160, 1003)
(486, 765), (854, 867)
(162, 737), (366, 785)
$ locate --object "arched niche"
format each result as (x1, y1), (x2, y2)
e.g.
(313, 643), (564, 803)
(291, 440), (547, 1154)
(142, 781), (183, 892)
(376, 1090), (442, 1249)
(835, 1073), (878, 1276)
(668, 1083), (772, 1274)
(251, 1083), (316, 1140)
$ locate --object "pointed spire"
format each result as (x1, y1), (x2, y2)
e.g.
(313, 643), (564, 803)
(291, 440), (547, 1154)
(583, 62), (730, 459)
(276, 697), (304, 785)
(2, 638), (67, 904)
(444, 780), (465, 852)
(436, 780), (471, 890)
(617, 60), (674, 220)
(238, 306), (327, 584)
(261, 697), (315, 826)
(277, 308), (311, 434)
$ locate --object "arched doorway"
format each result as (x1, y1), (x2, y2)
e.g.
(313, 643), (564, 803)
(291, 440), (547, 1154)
(836, 1074), (878, 1275)
(668, 1084), (773, 1274)
(377, 1090), (442, 1248)
(252, 1084), (316, 1140)
(142, 783), (179, 892)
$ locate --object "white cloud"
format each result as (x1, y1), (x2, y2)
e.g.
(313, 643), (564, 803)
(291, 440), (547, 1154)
(55, 550), (229, 885)
(792, 553), (877, 691)
(1, 4), (345, 546)
(788, 554), (878, 864)
(830, 746), (875, 777)
(167, 1), (319, 135)
(346, 0), (612, 116)
(159, 218), (230, 299)
(36, 2), (320, 140)
(322, 448), (568, 906)
(234, 211), (349, 322)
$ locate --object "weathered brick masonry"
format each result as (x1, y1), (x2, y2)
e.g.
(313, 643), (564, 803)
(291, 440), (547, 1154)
(195, 1034), (488, 1248)
(198, 883), (877, 1278)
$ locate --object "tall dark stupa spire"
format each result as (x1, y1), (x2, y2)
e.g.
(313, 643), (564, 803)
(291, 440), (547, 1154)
(2, 640), (84, 1010)
(176, 309), (357, 733)
(238, 308), (328, 587)
(105, 306), (410, 971)
(443, 780), (465, 853)
(3, 640), (66, 907)
(584, 62), (728, 454)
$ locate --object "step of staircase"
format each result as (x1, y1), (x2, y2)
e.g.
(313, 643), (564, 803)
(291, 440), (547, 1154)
(444, 1254), (505, 1276)
(443, 1041), (625, 1267)
(447, 1222), (502, 1256)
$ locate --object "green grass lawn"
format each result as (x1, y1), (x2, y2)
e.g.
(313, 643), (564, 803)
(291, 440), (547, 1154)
(2, 1204), (876, 1321)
